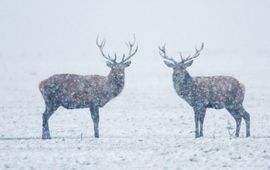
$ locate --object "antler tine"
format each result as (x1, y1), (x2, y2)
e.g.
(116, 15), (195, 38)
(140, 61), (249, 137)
(183, 42), (204, 63)
(179, 52), (185, 62)
(113, 52), (117, 62)
(122, 44), (138, 63)
(126, 41), (134, 55)
(158, 44), (177, 64)
(96, 36), (116, 63)
(121, 54), (125, 62)
(121, 35), (138, 63)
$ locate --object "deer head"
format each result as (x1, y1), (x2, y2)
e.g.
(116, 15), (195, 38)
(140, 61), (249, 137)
(96, 36), (138, 80)
(159, 43), (204, 82)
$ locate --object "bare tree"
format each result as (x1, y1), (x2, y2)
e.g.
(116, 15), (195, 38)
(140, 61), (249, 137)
(159, 43), (250, 138)
(39, 37), (138, 139)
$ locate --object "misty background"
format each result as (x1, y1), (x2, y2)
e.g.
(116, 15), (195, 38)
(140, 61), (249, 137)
(0, 0), (269, 137)
(1, 0), (269, 63)
(1, 1), (270, 169)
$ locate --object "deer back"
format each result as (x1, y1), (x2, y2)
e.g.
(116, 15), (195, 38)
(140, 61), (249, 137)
(187, 76), (245, 108)
(40, 74), (112, 108)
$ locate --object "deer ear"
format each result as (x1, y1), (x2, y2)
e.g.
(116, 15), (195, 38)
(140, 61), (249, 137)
(124, 61), (131, 67)
(184, 60), (193, 68)
(163, 60), (175, 68)
(106, 61), (114, 68)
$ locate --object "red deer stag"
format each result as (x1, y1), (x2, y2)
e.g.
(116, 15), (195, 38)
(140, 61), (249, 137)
(159, 43), (250, 138)
(39, 37), (138, 139)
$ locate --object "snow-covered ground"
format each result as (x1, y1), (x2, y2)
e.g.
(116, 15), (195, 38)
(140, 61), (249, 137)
(1, 0), (270, 169)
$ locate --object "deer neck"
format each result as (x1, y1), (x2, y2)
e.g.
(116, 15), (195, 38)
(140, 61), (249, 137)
(173, 71), (193, 97)
(106, 70), (125, 97)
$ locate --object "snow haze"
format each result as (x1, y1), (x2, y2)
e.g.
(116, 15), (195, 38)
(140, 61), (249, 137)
(0, 0), (270, 169)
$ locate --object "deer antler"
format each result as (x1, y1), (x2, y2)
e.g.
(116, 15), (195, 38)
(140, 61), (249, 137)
(158, 44), (177, 64)
(96, 37), (117, 63)
(121, 35), (138, 63)
(180, 43), (204, 63)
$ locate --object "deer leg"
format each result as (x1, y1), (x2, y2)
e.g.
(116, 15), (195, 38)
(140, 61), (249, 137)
(235, 116), (242, 137)
(42, 104), (58, 139)
(243, 111), (250, 137)
(199, 108), (206, 137)
(90, 103), (100, 138)
(194, 112), (200, 138)
(239, 106), (250, 137)
(194, 106), (205, 138)
(226, 107), (242, 137)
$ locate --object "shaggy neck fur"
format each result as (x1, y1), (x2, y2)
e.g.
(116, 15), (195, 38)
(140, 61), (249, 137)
(106, 69), (125, 97)
(173, 71), (194, 97)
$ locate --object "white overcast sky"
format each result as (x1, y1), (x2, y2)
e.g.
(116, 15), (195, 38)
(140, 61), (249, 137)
(0, 0), (269, 62)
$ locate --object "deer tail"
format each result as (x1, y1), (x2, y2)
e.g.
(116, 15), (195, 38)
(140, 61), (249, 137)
(39, 80), (46, 94)
(240, 83), (245, 94)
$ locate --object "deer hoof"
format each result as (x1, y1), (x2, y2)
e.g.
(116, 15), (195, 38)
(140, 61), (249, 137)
(195, 134), (200, 138)
(42, 135), (51, 140)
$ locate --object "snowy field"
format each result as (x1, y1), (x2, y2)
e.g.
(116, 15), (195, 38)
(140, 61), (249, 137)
(1, 0), (270, 169)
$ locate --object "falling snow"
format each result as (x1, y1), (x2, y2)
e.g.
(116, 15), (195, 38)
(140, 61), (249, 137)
(1, 0), (270, 169)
